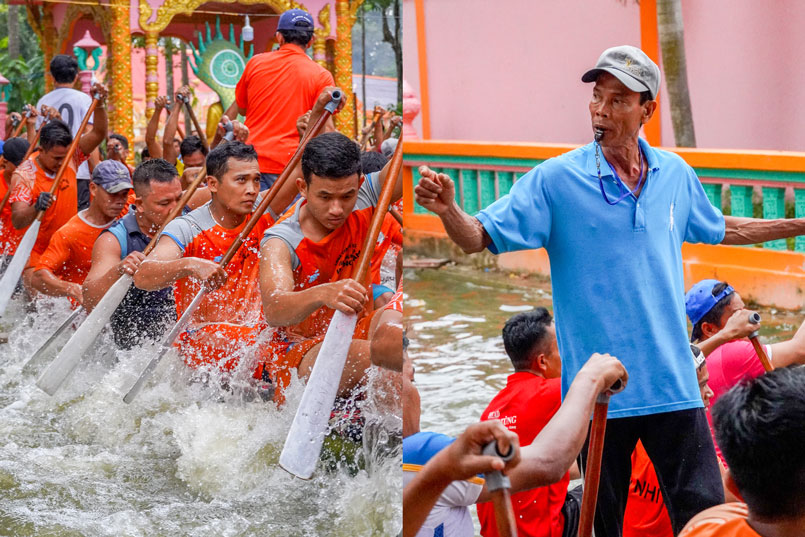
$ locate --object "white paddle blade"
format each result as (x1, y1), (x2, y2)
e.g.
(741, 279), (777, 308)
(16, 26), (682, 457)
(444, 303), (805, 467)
(0, 220), (40, 317)
(23, 307), (84, 371)
(36, 274), (133, 396)
(279, 310), (358, 479)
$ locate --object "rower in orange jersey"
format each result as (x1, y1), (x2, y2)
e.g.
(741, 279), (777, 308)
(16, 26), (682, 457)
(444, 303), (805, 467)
(30, 160), (132, 305)
(257, 131), (402, 403)
(8, 83), (108, 289)
(134, 141), (296, 373)
(0, 137), (30, 260)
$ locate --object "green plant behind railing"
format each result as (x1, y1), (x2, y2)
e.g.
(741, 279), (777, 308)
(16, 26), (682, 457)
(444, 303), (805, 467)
(0, 53), (45, 113)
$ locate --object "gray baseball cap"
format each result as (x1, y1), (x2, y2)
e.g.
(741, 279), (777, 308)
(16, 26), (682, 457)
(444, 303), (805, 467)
(92, 160), (133, 194)
(582, 45), (661, 100)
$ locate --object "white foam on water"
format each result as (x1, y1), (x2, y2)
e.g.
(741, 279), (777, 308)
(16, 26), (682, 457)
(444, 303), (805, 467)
(0, 299), (402, 536)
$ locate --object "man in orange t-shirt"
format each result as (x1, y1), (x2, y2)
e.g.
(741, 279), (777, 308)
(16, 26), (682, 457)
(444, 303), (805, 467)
(0, 137), (30, 258)
(135, 142), (289, 373)
(31, 160), (132, 304)
(234, 8), (334, 190)
(8, 83), (108, 287)
(679, 367), (805, 537)
(623, 345), (715, 537)
(259, 132), (402, 403)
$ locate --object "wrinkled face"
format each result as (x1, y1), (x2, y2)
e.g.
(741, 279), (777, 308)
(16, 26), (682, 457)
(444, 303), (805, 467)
(697, 364), (714, 409)
(300, 173), (361, 231)
(106, 137), (128, 162)
(136, 177), (182, 228)
(90, 182), (130, 219)
(38, 144), (69, 175)
(183, 150), (206, 168)
(208, 158), (260, 216)
(589, 72), (652, 146)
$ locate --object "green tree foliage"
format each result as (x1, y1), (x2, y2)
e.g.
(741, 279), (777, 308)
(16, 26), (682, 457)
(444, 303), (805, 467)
(0, 5), (45, 112)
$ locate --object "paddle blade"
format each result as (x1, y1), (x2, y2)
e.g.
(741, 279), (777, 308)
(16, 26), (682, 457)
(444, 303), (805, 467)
(0, 220), (40, 317)
(36, 274), (133, 395)
(279, 310), (358, 479)
(23, 307), (84, 372)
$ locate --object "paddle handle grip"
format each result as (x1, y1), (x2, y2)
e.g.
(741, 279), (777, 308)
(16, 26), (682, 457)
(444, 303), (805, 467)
(747, 312), (772, 371)
(482, 439), (514, 492)
(180, 94), (209, 151)
(579, 398), (610, 537)
(491, 488), (518, 537)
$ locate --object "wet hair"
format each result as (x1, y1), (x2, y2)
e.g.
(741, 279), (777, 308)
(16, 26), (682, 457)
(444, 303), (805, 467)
(691, 281), (734, 342)
(141, 147), (150, 160)
(361, 151), (388, 175)
(132, 158), (178, 196)
(180, 135), (208, 158)
(501, 308), (553, 371)
(2, 137), (30, 167)
(50, 55), (79, 84)
(712, 366), (805, 520)
(301, 132), (362, 185)
(109, 133), (129, 150)
(279, 28), (314, 47)
(39, 120), (73, 151)
(206, 141), (258, 180)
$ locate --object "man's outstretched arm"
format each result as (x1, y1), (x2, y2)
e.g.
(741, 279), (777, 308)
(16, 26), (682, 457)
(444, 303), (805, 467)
(722, 216), (805, 245)
(414, 165), (492, 253)
(476, 353), (628, 502)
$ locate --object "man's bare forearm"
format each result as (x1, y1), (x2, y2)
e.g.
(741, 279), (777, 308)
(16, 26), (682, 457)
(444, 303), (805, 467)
(439, 202), (491, 254)
(722, 216), (805, 245)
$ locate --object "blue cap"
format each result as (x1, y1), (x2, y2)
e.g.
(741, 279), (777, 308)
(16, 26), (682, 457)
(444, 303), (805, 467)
(92, 160), (133, 194)
(685, 279), (734, 326)
(277, 8), (314, 31)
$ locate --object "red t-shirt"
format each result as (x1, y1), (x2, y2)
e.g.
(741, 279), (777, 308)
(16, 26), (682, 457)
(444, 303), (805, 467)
(235, 45), (334, 174)
(679, 503), (759, 537)
(478, 373), (568, 537)
(0, 172), (24, 255)
(622, 440), (673, 537)
(705, 339), (769, 465)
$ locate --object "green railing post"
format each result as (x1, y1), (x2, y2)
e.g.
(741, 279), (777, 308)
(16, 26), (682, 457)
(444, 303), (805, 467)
(497, 171), (515, 199)
(795, 188), (805, 252)
(730, 185), (754, 217)
(762, 187), (787, 250)
(702, 183), (722, 212)
(462, 169), (480, 214)
(479, 170), (496, 209)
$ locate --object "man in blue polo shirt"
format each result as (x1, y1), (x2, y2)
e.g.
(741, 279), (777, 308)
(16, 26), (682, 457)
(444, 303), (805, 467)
(415, 45), (805, 536)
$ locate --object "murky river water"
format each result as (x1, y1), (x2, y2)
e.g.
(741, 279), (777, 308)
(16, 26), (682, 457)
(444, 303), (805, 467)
(0, 296), (401, 537)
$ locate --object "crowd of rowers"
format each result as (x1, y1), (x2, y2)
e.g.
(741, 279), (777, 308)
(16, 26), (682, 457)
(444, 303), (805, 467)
(404, 286), (805, 537)
(0, 57), (404, 407)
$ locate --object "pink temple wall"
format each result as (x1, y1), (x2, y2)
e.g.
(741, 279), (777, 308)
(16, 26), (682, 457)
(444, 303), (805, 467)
(405, 0), (805, 151)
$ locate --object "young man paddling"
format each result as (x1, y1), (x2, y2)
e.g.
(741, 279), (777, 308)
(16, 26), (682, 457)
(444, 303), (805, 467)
(83, 159), (183, 349)
(0, 137), (30, 258)
(257, 131), (402, 403)
(679, 366), (805, 537)
(9, 83), (108, 289)
(134, 142), (286, 372)
(29, 160), (131, 304)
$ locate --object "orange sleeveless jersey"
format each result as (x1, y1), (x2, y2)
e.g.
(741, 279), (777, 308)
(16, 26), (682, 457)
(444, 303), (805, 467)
(679, 503), (759, 537)
(35, 210), (114, 285)
(623, 440), (673, 537)
(8, 149), (86, 266)
(0, 173), (24, 255)
(161, 203), (275, 369)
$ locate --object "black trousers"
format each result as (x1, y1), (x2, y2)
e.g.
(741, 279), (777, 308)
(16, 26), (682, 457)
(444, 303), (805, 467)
(579, 408), (724, 537)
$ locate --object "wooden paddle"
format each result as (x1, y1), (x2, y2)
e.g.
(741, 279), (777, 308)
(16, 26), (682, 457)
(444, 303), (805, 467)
(279, 131), (403, 479)
(0, 96), (101, 317)
(748, 312), (773, 372)
(178, 93), (209, 152)
(482, 440), (518, 537)
(36, 166), (208, 395)
(578, 380), (624, 537)
(123, 90), (343, 404)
